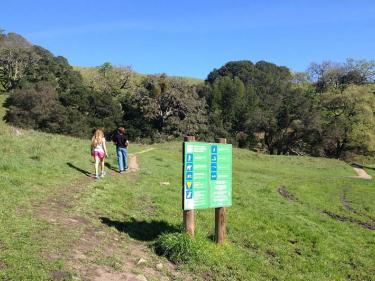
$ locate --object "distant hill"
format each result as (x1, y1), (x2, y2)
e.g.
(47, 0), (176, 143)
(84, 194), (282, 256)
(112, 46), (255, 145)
(74, 66), (203, 86)
(0, 32), (32, 48)
(0, 31), (203, 85)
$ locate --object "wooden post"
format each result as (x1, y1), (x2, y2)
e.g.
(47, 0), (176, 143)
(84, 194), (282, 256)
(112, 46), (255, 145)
(215, 138), (227, 244)
(183, 136), (195, 236)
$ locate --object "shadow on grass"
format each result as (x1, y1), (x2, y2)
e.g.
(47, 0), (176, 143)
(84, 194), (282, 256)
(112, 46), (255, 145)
(100, 217), (180, 241)
(351, 162), (375, 170)
(104, 162), (118, 172)
(66, 162), (92, 177)
(207, 234), (215, 242)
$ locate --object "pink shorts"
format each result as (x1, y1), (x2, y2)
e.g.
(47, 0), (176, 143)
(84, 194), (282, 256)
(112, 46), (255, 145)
(92, 151), (105, 159)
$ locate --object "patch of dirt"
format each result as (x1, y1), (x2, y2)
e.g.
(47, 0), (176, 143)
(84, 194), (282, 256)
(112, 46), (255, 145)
(66, 222), (181, 281)
(294, 248), (302, 256)
(134, 148), (155, 155)
(340, 188), (375, 221)
(128, 155), (139, 172)
(0, 260), (6, 269)
(160, 182), (170, 186)
(322, 210), (375, 230)
(352, 167), (372, 180)
(36, 176), (92, 225)
(106, 154), (139, 176)
(51, 270), (70, 281)
(11, 126), (22, 136)
(277, 186), (300, 203)
(277, 186), (375, 231)
(265, 249), (277, 258)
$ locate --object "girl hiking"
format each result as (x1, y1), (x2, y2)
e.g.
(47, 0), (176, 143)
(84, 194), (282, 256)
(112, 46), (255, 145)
(91, 128), (108, 178)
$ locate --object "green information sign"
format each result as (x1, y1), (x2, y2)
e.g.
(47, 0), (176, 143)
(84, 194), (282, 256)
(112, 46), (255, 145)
(183, 142), (232, 210)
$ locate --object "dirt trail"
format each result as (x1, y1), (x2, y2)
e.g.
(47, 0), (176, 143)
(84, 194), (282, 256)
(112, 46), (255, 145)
(352, 167), (372, 180)
(127, 154), (139, 172)
(277, 186), (375, 231)
(36, 148), (185, 281)
(134, 148), (155, 155)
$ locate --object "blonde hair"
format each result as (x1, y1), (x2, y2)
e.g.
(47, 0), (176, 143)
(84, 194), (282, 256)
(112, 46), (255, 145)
(91, 128), (104, 148)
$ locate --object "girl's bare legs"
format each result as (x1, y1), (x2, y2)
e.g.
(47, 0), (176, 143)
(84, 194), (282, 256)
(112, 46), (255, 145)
(100, 158), (105, 176)
(94, 156), (100, 177)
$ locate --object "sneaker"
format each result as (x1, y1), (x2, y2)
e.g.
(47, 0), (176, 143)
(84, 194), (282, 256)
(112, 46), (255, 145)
(95, 174), (100, 179)
(100, 171), (106, 177)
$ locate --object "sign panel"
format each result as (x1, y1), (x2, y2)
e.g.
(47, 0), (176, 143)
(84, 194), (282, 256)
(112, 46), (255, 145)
(183, 142), (232, 210)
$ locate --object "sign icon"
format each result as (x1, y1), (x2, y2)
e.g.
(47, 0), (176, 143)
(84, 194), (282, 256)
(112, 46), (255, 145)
(211, 154), (217, 162)
(186, 153), (193, 162)
(186, 163), (193, 171)
(186, 190), (193, 199)
(186, 181), (193, 189)
(211, 163), (217, 171)
(211, 172), (217, 180)
(186, 172), (193, 180)
(211, 145), (218, 153)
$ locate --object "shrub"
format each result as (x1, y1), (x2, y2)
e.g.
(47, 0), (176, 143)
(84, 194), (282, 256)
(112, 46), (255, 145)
(154, 233), (203, 264)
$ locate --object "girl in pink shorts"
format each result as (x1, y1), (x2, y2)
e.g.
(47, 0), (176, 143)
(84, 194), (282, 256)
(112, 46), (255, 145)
(91, 128), (108, 178)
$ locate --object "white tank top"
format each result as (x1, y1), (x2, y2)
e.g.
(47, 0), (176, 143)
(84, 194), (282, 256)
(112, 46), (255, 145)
(93, 138), (105, 152)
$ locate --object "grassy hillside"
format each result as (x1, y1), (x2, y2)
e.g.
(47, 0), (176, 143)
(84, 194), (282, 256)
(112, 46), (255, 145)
(0, 94), (374, 280)
(74, 66), (203, 86)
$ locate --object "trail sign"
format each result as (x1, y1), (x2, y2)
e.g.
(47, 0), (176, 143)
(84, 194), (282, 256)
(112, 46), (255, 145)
(183, 142), (232, 210)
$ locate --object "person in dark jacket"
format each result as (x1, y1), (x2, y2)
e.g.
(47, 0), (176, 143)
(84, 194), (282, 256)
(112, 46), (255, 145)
(113, 127), (129, 173)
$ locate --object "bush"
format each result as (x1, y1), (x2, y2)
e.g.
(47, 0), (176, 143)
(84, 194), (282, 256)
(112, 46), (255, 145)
(4, 82), (67, 132)
(154, 233), (203, 264)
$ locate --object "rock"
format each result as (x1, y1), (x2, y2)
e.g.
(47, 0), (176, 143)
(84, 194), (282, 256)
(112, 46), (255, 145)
(136, 274), (148, 281)
(136, 258), (147, 265)
(160, 182), (170, 186)
(156, 263), (163, 270)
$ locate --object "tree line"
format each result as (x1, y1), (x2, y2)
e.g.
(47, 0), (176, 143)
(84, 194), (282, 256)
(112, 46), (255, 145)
(1, 31), (374, 158)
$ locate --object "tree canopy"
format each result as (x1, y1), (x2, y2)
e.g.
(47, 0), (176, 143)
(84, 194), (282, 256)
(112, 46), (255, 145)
(1, 31), (374, 159)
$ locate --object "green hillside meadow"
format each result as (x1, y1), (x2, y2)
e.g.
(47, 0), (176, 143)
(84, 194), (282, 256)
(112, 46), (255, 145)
(74, 66), (203, 86)
(0, 94), (374, 281)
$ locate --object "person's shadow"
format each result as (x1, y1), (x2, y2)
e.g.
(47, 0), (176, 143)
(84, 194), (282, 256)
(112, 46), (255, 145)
(104, 162), (118, 172)
(100, 217), (180, 241)
(66, 162), (93, 177)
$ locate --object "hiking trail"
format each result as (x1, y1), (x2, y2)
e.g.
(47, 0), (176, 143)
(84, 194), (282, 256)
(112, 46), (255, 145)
(35, 147), (188, 281)
(352, 167), (372, 180)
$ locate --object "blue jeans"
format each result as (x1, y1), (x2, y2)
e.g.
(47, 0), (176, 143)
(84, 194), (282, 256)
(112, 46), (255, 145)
(117, 147), (128, 171)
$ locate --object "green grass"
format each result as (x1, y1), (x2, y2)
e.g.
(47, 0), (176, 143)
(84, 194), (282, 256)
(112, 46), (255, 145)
(0, 94), (374, 280)
(81, 143), (375, 281)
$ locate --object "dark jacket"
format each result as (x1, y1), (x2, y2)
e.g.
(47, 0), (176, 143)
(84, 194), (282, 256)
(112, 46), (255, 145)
(113, 133), (128, 148)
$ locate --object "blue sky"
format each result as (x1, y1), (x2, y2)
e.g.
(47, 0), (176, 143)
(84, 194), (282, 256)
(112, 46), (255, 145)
(1, 0), (374, 78)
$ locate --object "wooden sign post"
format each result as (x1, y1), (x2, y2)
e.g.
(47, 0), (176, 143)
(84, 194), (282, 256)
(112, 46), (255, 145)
(215, 138), (227, 244)
(183, 136), (195, 236)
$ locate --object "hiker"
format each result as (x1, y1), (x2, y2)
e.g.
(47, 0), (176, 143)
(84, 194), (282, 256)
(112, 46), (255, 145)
(113, 127), (129, 173)
(91, 128), (108, 178)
